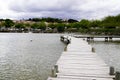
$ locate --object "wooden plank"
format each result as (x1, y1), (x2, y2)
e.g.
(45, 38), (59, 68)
(57, 74), (114, 78)
(57, 64), (108, 68)
(58, 65), (109, 69)
(48, 76), (114, 80)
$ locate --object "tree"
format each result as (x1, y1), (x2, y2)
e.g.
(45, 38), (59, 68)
(90, 20), (101, 28)
(37, 22), (46, 30)
(24, 23), (31, 28)
(28, 17), (63, 23)
(48, 23), (56, 29)
(101, 16), (117, 29)
(31, 23), (39, 29)
(115, 14), (120, 22)
(4, 19), (14, 28)
(0, 21), (4, 27)
(102, 16), (115, 23)
(30, 18), (41, 22)
(79, 19), (90, 29)
(56, 23), (65, 32)
(0, 19), (4, 21)
(15, 23), (25, 29)
(31, 22), (46, 30)
(68, 19), (78, 23)
(71, 23), (80, 29)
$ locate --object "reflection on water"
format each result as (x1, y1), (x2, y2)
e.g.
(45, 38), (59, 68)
(91, 40), (120, 72)
(0, 33), (65, 80)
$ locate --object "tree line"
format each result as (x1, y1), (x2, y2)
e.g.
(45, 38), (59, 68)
(0, 15), (120, 35)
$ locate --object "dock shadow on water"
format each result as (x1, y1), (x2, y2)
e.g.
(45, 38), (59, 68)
(0, 33), (65, 80)
(90, 40), (120, 72)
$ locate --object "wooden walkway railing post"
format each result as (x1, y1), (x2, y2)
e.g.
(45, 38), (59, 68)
(54, 65), (59, 73)
(109, 37), (113, 42)
(51, 68), (57, 77)
(109, 66), (115, 75)
(105, 37), (109, 42)
(92, 47), (95, 52)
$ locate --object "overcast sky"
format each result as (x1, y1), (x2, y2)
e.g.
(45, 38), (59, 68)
(0, 0), (120, 20)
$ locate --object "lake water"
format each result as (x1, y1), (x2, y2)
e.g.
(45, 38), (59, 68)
(0, 33), (120, 80)
(91, 40), (120, 72)
(0, 33), (65, 80)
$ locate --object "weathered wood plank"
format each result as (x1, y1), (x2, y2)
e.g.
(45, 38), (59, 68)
(48, 76), (114, 80)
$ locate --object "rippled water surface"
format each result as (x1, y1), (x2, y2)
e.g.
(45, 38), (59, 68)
(0, 33), (65, 80)
(1, 33), (120, 80)
(91, 40), (120, 72)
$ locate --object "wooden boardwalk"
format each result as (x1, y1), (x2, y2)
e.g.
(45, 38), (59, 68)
(73, 35), (120, 38)
(47, 36), (115, 80)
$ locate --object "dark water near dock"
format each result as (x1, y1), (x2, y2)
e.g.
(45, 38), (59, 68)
(0, 33), (65, 80)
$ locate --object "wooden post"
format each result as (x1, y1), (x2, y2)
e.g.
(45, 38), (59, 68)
(105, 37), (108, 42)
(109, 37), (113, 42)
(92, 47), (95, 52)
(51, 68), (57, 77)
(69, 38), (71, 44)
(91, 37), (94, 41)
(109, 66), (115, 75)
(60, 36), (64, 41)
(64, 46), (67, 51)
(66, 39), (70, 44)
(54, 65), (59, 73)
(87, 37), (90, 42)
(115, 72), (120, 80)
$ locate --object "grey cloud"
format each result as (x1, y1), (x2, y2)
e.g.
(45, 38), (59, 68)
(8, 0), (83, 20)
(9, 0), (76, 12)
(2, 0), (120, 20)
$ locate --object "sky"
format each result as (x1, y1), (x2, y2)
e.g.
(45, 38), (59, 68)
(0, 0), (120, 20)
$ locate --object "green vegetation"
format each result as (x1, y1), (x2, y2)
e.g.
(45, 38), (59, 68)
(0, 15), (120, 35)
(4, 19), (14, 28)
(28, 17), (63, 23)
(15, 23), (25, 29)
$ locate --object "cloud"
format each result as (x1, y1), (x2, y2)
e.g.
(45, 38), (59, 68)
(8, 0), (82, 19)
(0, 0), (120, 20)
(9, 0), (80, 13)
